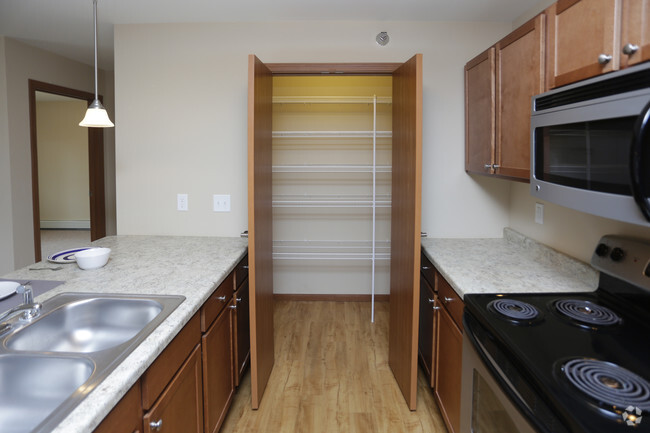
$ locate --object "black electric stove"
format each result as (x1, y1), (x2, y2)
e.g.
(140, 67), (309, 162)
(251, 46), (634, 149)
(463, 235), (650, 433)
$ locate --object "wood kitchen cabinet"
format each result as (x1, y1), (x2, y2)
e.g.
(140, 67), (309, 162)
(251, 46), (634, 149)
(465, 14), (544, 181)
(547, 0), (650, 88)
(232, 277), (250, 386)
(93, 382), (143, 433)
(418, 250), (464, 433)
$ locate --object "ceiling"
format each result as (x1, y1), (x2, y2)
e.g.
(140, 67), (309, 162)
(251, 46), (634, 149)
(0, 0), (542, 71)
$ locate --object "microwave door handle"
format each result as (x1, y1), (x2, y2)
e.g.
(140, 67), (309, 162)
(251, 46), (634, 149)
(630, 100), (650, 221)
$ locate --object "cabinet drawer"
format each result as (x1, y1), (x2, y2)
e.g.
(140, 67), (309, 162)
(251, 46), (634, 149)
(234, 254), (248, 291)
(437, 275), (464, 331)
(201, 273), (234, 332)
(420, 251), (436, 289)
(142, 313), (201, 410)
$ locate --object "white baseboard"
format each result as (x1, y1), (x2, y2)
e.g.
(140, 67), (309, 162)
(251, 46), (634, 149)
(40, 220), (91, 230)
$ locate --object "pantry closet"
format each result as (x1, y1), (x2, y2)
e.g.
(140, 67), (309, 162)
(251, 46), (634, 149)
(248, 55), (422, 411)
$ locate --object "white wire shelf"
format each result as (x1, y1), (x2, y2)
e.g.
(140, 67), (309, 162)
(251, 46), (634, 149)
(273, 96), (392, 105)
(272, 194), (391, 208)
(273, 240), (391, 260)
(272, 164), (392, 173)
(272, 130), (392, 138)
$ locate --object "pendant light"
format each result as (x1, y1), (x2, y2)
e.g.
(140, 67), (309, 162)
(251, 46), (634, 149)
(80, 0), (114, 128)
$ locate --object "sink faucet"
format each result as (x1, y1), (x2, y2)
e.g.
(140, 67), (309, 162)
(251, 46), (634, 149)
(0, 283), (42, 334)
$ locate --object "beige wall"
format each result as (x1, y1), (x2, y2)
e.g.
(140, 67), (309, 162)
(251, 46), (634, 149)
(114, 21), (513, 238)
(0, 37), (14, 271)
(36, 100), (90, 225)
(0, 37), (116, 273)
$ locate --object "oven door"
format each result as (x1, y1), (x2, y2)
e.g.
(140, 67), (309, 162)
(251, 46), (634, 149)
(460, 333), (537, 433)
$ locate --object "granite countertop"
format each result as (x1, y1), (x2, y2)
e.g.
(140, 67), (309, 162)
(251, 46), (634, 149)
(421, 228), (599, 299)
(2, 235), (248, 433)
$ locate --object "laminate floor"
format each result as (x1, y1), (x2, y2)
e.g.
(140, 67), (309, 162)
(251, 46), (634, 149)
(221, 301), (448, 433)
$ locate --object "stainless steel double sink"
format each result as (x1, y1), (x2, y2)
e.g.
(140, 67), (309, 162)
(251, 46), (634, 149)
(0, 292), (185, 433)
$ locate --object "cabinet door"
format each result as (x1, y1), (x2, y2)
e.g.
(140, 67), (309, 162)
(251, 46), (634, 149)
(143, 345), (203, 433)
(465, 48), (495, 175)
(202, 306), (235, 433)
(418, 276), (436, 388)
(621, 0), (650, 67)
(94, 382), (143, 433)
(547, 0), (622, 88)
(233, 279), (250, 386)
(495, 15), (544, 180)
(435, 307), (463, 433)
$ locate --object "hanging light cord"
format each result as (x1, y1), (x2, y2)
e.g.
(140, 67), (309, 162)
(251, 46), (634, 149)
(92, 0), (99, 102)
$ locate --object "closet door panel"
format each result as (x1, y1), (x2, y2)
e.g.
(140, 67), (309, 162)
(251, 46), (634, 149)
(388, 53), (422, 411)
(248, 54), (275, 410)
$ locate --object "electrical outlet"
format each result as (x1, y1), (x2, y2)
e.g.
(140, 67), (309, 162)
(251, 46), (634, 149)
(535, 202), (544, 224)
(177, 194), (188, 211)
(213, 194), (231, 212)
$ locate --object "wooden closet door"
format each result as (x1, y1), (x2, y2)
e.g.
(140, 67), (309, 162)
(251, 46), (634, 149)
(247, 54), (275, 410)
(388, 53), (423, 411)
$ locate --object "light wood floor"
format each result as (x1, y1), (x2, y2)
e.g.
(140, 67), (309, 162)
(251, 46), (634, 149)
(221, 301), (448, 433)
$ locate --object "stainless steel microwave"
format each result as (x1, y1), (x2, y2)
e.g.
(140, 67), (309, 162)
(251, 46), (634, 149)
(531, 62), (650, 226)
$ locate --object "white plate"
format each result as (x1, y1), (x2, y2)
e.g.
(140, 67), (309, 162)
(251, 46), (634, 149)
(47, 247), (92, 263)
(0, 281), (20, 300)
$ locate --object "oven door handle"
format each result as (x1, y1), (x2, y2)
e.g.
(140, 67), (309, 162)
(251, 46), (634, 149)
(630, 100), (650, 221)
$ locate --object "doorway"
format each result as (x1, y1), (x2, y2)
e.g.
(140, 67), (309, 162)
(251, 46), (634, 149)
(28, 80), (106, 262)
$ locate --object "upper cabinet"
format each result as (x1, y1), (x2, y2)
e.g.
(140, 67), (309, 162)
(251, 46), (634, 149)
(465, 15), (544, 181)
(547, 0), (650, 88)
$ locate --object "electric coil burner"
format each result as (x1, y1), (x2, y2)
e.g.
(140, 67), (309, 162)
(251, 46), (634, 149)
(562, 358), (650, 413)
(463, 235), (650, 433)
(488, 299), (540, 321)
(554, 299), (622, 327)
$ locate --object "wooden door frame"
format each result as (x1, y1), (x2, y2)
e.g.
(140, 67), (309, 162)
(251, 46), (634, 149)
(28, 79), (106, 262)
(249, 58), (421, 410)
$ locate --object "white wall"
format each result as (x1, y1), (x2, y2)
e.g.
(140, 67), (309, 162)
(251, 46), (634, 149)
(114, 21), (513, 238)
(1, 37), (115, 272)
(0, 37), (15, 271)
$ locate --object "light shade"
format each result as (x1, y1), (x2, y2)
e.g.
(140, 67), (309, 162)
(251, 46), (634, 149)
(79, 99), (114, 128)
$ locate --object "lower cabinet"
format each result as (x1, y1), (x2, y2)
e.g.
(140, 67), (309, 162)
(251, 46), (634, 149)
(202, 301), (235, 433)
(144, 345), (204, 433)
(93, 251), (249, 433)
(418, 249), (464, 433)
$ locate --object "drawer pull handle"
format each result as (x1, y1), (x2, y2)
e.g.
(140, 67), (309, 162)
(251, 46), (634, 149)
(432, 306), (441, 311)
(443, 296), (453, 303)
(216, 295), (227, 302)
(623, 43), (639, 55)
(150, 419), (163, 431)
(598, 53), (612, 64)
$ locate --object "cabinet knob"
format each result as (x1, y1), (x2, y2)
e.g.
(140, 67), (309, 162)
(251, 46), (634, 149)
(484, 164), (492, 170)
(428, 298), (435, 304)
(229, 304), (237, 310)
(443, 296), (453, 303)
(150, 419), (163, 431)
(216, 295), (227, 302)
(598, 54), (612, 64)
(623, 43), (639, 55)
(432, 305), (441, 311)
(236, 297), (242, 303)
(242, 265), (249, 269)
(492, 164), (500, 169)
(421, 266), (431, 270)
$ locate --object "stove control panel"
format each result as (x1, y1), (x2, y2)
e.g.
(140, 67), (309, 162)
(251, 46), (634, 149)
(591, 235), (650, 289)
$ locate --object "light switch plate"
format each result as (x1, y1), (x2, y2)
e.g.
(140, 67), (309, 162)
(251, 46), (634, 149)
(177, 194), (188, 211)
(213, 194), (231, 212)
(535, 202), (544, 224)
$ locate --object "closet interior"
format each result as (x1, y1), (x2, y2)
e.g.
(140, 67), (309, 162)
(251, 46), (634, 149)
(272, 75), (393, 318)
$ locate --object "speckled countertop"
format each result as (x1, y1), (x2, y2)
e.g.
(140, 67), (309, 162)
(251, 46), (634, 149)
(2, 235), (248, 433)
(421, 228), (599, 299)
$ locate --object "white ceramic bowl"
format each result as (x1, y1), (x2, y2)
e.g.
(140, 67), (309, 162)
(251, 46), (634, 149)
(74, 248), (111, 270)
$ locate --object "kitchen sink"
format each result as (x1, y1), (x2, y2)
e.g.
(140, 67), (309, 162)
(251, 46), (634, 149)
(0, 292), (185, 433)
(0, 355), (93, 433)
(7, 297), (164, 352)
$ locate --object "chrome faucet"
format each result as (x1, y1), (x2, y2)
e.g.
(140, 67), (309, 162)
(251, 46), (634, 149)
(0, 283), (42, 334)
